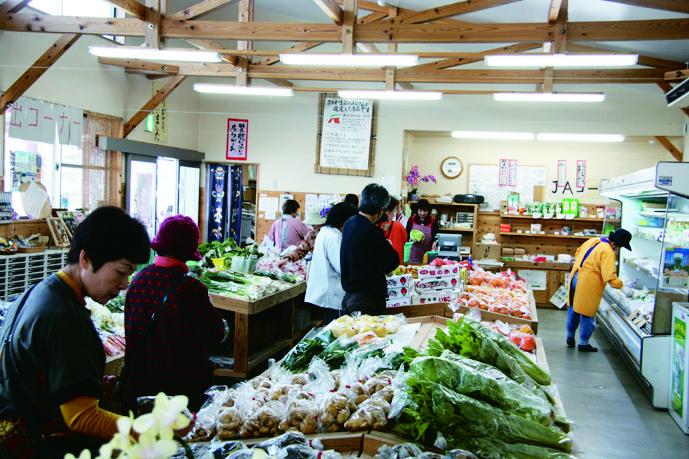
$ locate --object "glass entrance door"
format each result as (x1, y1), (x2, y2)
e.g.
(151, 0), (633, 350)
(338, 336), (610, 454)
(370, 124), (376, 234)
(178, 161), (200, 224)
(126, 155), (157, 236)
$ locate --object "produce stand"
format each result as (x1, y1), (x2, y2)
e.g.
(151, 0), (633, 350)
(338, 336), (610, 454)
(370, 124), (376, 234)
(502, 260), (573, 308)
(209, 282), (306, 378)
(457, 288), (539, 332)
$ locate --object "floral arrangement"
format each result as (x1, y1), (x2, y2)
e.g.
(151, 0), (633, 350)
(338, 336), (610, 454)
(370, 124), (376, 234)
(319, 205), (332, 219)
(404, 165), (436, 193)
(66, 393), (192, 459)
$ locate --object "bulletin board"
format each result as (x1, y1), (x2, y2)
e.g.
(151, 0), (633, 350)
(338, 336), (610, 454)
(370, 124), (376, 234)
(314, 93), (377, 177)
(469, 164), (548, 211)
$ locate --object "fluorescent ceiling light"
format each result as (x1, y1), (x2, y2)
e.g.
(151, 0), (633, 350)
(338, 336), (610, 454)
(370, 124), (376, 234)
(537, 133), (625, 142)
(338, 90), (442, 100)
(451, 131), (535, 140)
(484, 53), (638, 67)
(90, 46), (221, 63)
(193, 84), (293, 97)
(280, 53), (418, 67)
(494, 92), (605, 102)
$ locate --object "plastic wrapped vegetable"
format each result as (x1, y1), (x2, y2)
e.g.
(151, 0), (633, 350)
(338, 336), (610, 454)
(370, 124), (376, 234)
(319, 392), (357, 432)
(375, 443), (477, 459)
(278, 398), (320, 434)
(281, 328), (334, 372)
(409, 353), (553, 426)
(410, 229), (425, 243)
(449, 436), (575, 459)
(344, 396), (391, 431)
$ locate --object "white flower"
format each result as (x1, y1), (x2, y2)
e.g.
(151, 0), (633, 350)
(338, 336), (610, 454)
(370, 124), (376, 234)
(64, 451), (91, 459)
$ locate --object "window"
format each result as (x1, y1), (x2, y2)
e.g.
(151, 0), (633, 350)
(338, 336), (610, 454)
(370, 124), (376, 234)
(29, 0), (125, 43)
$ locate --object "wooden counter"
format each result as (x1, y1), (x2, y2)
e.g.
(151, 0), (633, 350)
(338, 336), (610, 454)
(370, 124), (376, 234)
(210, 282), (306, 378)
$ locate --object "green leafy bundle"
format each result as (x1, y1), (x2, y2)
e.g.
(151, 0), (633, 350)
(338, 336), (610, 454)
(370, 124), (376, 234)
(281, 329), (335, 372)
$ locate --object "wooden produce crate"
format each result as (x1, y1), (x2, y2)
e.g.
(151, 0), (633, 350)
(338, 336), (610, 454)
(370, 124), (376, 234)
(210, 282), (306, 378)
(387, 302), (450, 318)
(455, 289), (539, 333)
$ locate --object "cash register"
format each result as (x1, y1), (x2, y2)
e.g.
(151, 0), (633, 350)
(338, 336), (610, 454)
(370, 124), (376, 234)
(436, 233), (464, 260)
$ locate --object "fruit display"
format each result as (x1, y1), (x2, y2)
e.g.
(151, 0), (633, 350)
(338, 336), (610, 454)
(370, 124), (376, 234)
(458, 285), (531, 319)
(468, 267), (528, 292)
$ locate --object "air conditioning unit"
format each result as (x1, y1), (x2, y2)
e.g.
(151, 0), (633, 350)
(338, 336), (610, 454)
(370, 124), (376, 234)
(666, 77), (689, 108)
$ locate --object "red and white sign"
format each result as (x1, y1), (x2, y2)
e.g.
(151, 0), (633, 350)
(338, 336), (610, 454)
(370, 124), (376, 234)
(226, 118), (249, 160)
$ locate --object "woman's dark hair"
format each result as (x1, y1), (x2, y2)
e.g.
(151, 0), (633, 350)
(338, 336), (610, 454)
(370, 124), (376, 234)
(325, 203), (357, 228)
(67, 206), (150, 272)
(359, 184), (390, 215)
(415, 198), (432, 213)
(282, 199), (300, 215)
(344, 194), (359, 208)
(385, 196), (400, 213)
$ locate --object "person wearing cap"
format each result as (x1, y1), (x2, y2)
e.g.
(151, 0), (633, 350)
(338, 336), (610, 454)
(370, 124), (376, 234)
(405, 198), (439, 264)
(281, 208), (327, 264)
(0, 207), (150, 458)
(122, 215), (228, 412)
(566, 229), (632, 352)
(267, 199), (310, 253)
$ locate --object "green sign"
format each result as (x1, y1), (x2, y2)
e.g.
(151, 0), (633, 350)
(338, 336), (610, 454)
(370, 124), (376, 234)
(672, 316), (686, 416)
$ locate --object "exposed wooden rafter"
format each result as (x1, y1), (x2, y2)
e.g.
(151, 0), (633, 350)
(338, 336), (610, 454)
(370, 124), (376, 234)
(602, 0), (689, 14)
(665, 69), (689, 81)
(124, 74), (186, 137)
(567, 43), (683, 68)
(186, 39), (238, 65)
(548, 0), (564, 23)
(144, 0), (161, 49)
(655, 136), (683, 161)
(98, 57), (179, 74)
(0, 33), (79, 114)
(313, 0), (343, 25)
(3, 15), (689, 42)
(657, 82), (689, 117)
(0, 0), (30, 14)
(104, 0), (146, 19)
(407, 42), (540, 72)
(168, 0), (238, 21)
(341, 0), (356, 54)
(392, 0), (521, 24)
(236, 0), (253, 87)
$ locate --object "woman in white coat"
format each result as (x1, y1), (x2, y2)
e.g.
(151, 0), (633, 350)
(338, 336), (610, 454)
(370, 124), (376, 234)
(305, 202), (358, 323)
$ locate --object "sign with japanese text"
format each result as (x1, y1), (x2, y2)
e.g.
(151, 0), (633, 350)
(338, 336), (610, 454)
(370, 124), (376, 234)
(576, 160), (587, 189)
(8, 96), (82, 146)
(508, 159), (518, 186)
(226, 118), (249, 160)
(152, 82), (168, 143)
(319, 97), (373, 170)
(499, 159), (509, 186)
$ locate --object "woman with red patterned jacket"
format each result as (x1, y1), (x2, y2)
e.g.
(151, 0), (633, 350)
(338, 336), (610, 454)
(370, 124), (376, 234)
(122, 216), (229, 412)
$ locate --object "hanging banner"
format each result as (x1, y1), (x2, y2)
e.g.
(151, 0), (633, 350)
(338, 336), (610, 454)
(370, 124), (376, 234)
(319, 97), (373, 170)
(8, 96), (82, 146)
(228, 164), (243, 243)
(557, 160), (567, 187)
(498, 159), (509, 186)
(508, 159), (518, 186)
(226, 118), (249, 160)
(576, 160), (587, 189)
(207, 164), (229, 241)
(152, 81), (168, 143)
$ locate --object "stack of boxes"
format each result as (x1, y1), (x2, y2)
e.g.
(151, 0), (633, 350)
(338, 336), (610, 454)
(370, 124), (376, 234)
(386, 264), (462, 307)
(385, 273), (414, 307)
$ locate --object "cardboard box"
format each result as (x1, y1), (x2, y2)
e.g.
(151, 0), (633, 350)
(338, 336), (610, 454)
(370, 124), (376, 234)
(502, 247), (515, 256)
(514, 247), (527, 256)
(476, 243), (502, 260)
(386, 286), (412, 299)
(386, 297), (412, 308)
(386, 274), (413, 288)
(417, 264), (461, 278)
(416, 276), (459, 292)
(418, 292), (454, 304)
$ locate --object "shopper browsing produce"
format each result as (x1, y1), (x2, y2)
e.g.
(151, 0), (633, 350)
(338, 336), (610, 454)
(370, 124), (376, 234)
(406, 199), (439, 264)
(281, 208), (326, 264)
(379, 196), (408, 264)
(267, 199), (310, 252)
(0, 207), (150, 458)
(122, 215), (229, 412)
(343, 193), (359, 208)
(341, 184), (400, 315)
(566, 229), (632, 352)
(305, 203), (358, 323)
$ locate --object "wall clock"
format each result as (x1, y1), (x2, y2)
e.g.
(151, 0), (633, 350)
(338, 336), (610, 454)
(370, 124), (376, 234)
(441, 157), (463, 179)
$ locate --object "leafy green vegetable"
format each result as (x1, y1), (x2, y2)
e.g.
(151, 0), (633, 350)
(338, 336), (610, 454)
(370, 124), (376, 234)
(409, 353), (553, 426)
(281, 329), (334, 372)
(410, 229), (425, 243)
(448, 436), (575, 459)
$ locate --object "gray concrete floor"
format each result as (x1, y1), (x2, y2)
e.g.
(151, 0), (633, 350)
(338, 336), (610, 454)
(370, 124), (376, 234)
(538, 309), (689, 459)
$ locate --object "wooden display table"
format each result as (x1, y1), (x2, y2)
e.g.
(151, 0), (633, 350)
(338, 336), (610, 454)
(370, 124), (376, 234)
(503, 260), (572, 309)
(210, 282), (306, 378)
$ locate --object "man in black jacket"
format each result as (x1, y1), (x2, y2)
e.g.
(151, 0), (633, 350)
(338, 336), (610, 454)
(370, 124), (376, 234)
(341, 183), (400, 315)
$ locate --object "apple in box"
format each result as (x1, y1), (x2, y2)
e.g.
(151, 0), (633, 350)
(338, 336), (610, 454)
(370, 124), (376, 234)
(386, 286), (411, 299)
(386, 274), (413, 288)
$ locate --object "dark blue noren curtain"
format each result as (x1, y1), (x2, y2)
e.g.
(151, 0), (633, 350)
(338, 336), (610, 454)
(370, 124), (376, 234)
(207, 164), (229, 241)
(228, 164), (243, 243)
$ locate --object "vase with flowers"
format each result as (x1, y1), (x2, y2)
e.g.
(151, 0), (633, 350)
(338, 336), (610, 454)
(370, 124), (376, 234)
(404, 165), (437, 201)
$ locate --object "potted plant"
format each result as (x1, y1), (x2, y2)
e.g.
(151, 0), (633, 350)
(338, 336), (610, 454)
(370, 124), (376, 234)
(404, 165), (437, 200)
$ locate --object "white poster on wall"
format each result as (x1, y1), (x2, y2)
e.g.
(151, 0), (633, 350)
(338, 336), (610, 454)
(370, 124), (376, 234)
(319, 97), (373, 170)
(518, 269), (547, 290)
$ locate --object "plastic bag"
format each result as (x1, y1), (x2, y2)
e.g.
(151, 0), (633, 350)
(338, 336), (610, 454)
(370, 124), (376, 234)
(344, 396), (390, 431)
(319, 391), (357, 432)
(184, 386), (233, 442)
(240, 400), (288, 438)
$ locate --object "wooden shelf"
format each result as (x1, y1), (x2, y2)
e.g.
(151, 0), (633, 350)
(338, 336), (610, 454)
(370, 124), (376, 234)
(500, 214), (604, 223)
(503, 260), (574, 270)
(438, 227), (475, 233)
(411, 200), (479, 207)
(500, 232), (598, 240)
(210, 282), (306, 315)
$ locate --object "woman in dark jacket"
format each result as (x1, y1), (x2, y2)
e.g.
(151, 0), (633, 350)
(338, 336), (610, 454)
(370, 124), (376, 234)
(122, 215), (228, 412)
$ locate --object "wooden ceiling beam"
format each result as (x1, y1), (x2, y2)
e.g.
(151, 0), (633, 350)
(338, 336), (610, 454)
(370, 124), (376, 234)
(567, 43), (683, 68)
(104, 0), (146, 19)
(655, 136), (683, 161)
(0, 0), (30, 14)
(168, 0), (238, 21)
(236, 0), (253, 87)
(98, 56), (179, 73)
(0, 33), (79, 114)
(265, 78), (293, 87)
(340, 0), (387, 13)
(124, 74), (186, 137)
(125, 68), (171, 79)
(657, 81), (689, 117)
(407, 42), (540, 71)
(602, 0), (689, 14)
(341, 0), (356, 54)
(144, 0), (161, 49)
(393, 0), (522, 24)
(3, 15), (689, 42)
(665, 69), (689, 81)
(186, 39), (238, 65)
(548, 0), (563, 23)
(313, 0), (343, 25)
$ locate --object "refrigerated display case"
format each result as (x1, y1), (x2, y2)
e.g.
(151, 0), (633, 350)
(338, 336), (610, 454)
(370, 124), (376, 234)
(670, 302), (689, 434)
(598, 162), (689, 408)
